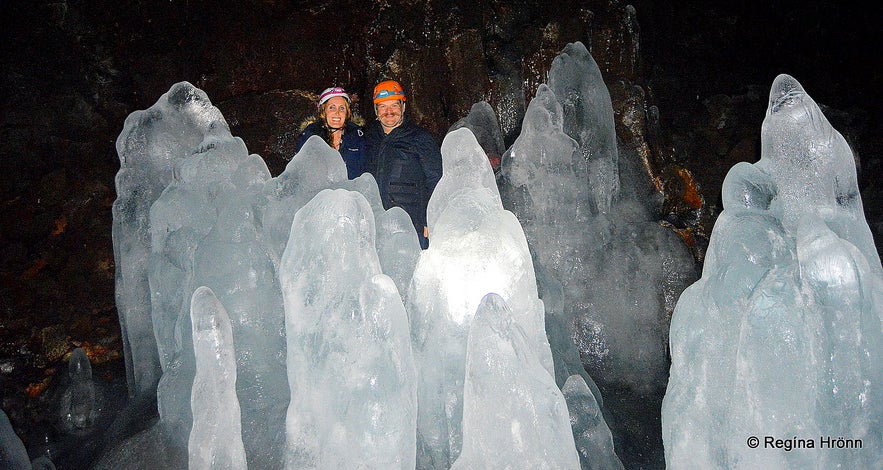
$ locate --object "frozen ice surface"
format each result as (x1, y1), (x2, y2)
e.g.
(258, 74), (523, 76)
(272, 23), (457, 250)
(501, 46), (696, 393)
(663, 75), (883, 469)
(548, 41), (619, 215)
(113, 81), (227, 397)
(1, 409), (32, 470)
(410, 128), (554, 468)
(260, 135), (349, 265)
(59, 348), (97, 432)
(188, 287), (247, 470)
(449, 101), (507, 170)
(562, 375), (624, 470)
(451, 294), (579, 470)
(145, 108), (288, 467)
(281, 189), (416, 469)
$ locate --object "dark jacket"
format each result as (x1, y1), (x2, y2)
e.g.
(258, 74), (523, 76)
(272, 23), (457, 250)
(365, 118), (443, 230)
(295, 121), (367, 180)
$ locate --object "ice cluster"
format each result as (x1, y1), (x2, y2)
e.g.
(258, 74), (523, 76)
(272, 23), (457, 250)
(662, 74), (883, 469)
(500, 42), (697, 393)
(100, 57), (627, 467)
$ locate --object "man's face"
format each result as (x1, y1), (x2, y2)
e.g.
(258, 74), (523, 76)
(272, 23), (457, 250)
(376, 100), (404, 133)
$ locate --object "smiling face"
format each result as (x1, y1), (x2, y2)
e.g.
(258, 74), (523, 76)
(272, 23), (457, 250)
(376, 99), (404, 133)
(322, 96), (349, 129)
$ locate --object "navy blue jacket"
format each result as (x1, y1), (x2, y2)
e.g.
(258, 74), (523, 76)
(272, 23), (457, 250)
(296, 121), (367, 180)
(365, 118), (443, 230)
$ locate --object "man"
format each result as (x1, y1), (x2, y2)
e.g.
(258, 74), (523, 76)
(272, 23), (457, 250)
(366, 80), (443, 249)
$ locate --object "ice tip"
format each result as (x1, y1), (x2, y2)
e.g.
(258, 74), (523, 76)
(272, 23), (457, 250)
(767, 74), (807, 114)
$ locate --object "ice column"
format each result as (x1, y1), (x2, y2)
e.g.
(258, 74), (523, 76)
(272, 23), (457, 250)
(59, 348), (97, 432)
(548, 41), (619, 215)
(281, 189), (416, 469)
(451, 294), (579, 470)
(449, 101), (507, 171)
(147, 110), (289, 468)
(562, 375), (624, 470)
(662, 75), (883, 469)
(188, 286), (247, 470)
(1, 409), (33, 470)
(411, 128), (553, 467)
(113, 81), (226, 397)
(501, 42), (696, 393)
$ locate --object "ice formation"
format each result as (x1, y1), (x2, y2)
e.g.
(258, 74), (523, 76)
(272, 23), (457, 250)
(500, 41), (696, 393)
(188, 286), (247, 470)
(99, 44), (690, 468)
(562, 375), (624, 470)
(451, 293), (579, 470)
(59, 348), (97, 432)
(1, 409), (32, 470)
(662, 74), (883, 469)
(281, 189), (416, 469)
(114, 83), (227, 397)
(448, 101), (507, 171)
(409, 128), (555, 467)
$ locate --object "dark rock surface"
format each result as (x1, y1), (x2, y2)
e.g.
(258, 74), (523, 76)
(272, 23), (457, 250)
(1, 0), (878, 468)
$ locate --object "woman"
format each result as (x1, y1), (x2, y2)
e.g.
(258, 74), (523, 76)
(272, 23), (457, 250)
(295, 86), (367, 179)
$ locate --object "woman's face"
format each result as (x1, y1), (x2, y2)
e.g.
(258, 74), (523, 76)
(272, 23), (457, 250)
(322, 96), (349, 129)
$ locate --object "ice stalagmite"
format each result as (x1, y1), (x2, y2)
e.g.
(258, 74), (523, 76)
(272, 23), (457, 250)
(501, 42), (696, 393)
(188, 286), (247, 470)
(662, 75), (883, 469)
(146, 96), (288, 467)
(449, 101), (507, 171)
(281, 189), (416, 470)
(1, 409), (33, 470)
(410, 128), (553, 468)
(59, 348), (97, 432)
(562, 375), (624, 470)
(113, 82), (227, 397)
(451, 294), (579, 470)
(547, 42), (619, 215)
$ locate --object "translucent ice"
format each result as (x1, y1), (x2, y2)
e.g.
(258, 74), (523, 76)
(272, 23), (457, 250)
(113, 81), (226, 397)
(451, 294), (579, 470)
(758, 75), (881, 272)
(59, 348), (97, 432)
(501, 45), (696, 393)
(106, 81), (629, 469)
(1, 409), (32, 470)
(663, 75), (883, 469)
(548, 41), (619, 215)
(281, 189), (416, 469)
(410, 128), (554, 467)
(147, 108), (288, 467)
(449, 101), (507, 171)
(188, 286), (247, 470)
(562, 375), (624, 470)
(260, 135), (348, 265)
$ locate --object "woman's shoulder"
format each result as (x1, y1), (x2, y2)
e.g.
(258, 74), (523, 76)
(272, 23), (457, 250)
(300, 119), (323, 134)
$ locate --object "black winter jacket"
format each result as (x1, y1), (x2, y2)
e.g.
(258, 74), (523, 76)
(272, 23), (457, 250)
(365, 118), (443, 230)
